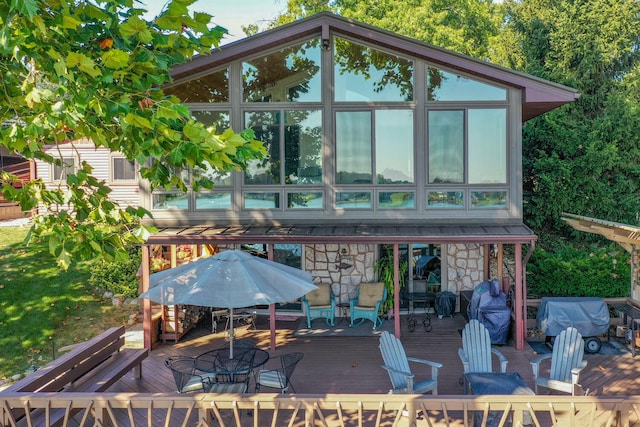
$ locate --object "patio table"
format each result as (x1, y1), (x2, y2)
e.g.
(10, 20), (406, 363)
(194, 346), (269, 392)
(465, 372), (534, 426)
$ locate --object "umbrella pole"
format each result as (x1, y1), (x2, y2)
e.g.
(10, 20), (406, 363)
(229, 307), (234, 359)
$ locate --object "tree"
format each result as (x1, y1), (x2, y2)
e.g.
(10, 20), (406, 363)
(1, 0), (266, 268)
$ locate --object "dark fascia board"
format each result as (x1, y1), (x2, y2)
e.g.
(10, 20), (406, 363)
(169, 12), (579, 120)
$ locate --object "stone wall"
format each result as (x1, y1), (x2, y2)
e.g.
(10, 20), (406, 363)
(445, 243), (486, 294)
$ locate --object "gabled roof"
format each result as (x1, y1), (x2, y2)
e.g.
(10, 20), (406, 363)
(170, 12), (578, 121)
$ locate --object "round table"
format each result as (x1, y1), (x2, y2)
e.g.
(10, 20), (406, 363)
(194, 346), (269, 389)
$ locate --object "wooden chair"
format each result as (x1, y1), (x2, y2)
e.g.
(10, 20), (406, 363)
(458, 319), (508, 374)
(378, 331), (442, 394)
(301, 284), (336, 328)
(531, 326), (587, 395)
(350, 282), (387, 329)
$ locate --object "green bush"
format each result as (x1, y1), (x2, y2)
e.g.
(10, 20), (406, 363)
(527, 243), (630, 298)
(88, 246), (141, 298)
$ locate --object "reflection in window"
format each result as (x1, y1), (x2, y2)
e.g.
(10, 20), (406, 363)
(285, 110), (322, 184)
(468, 109), (507, 184)
(428, 111), (464, 184)
(427, 191), (464, 208)
(52, 156), (75, 181)
(243, 40), (321, 102)
(195, 192), (232, 209)
(245, 111), (280, 184)
(427, 69), (507, 101)
(244, 192), (280, 209)
(334, 38), (413, 102)
(378, 191), (415, 209)
(375, 110), (414, 184)
(336, 192), (372, 209)
(191, 111), (230, 134)
(471, 191), (507, 208)
(112, 157), (136, 181)
(153, 193), (189, 210)
(164, 68), (229, 103)
(287, 192), (323, 208)
(336, 111), (372, 184)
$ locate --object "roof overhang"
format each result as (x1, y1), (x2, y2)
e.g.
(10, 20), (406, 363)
(562, 213), (640, 253)
(145, 223), (537, 246)
(169, 12), (579, 121)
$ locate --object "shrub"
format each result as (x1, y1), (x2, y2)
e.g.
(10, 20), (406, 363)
(88, 246), (141, 298)
(527, 242), (630, 298)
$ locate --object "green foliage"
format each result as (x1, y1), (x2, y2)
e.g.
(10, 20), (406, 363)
(0, 0), (266, 268)
(88, 246), (141, 297)
(527, 242), (630, 298)
(374, 246), (409, 312)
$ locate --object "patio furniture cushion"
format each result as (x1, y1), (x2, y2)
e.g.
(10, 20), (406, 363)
(305, 284), (331, 305)
(302, 284), (336, 328)
(357, 282), (385, 308)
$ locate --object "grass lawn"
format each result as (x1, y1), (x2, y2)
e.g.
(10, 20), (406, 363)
(0, 225), (137, 381)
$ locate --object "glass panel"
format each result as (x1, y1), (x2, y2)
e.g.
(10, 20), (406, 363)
(334, 38), (413, 102)
(245, 111), (280, 184)
(471, 191), (508, 208)
(191, 111), (231, 133)
(375, 110), (414, 184)
(378, 191), (415, 208)
(427, 69), (507, 101)
(244, 192), (280, 209)
(153, 193), (189, 210)
(164, 68), (229, 103)
(112, 157), (136, 181)
(52, 157), (75, 181)
(427, 191), (464, 208)
(243, 40), (322, 102)
(336, 191), (372, 209)
(428, 110), (464, 184)
(336, 111), (372, 184)
(284, 110), (322, 184)
(468, 109), (507, 184)
(287, 192), (323, 209)
(195, 192), (232, 210)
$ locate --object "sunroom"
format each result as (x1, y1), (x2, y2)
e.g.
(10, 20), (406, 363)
(138, 12), (579, 350)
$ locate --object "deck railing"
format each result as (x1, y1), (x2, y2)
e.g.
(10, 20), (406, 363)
(2, 392), (639, 427)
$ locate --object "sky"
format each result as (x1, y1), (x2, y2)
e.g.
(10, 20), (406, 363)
(141, 0), (287, 44)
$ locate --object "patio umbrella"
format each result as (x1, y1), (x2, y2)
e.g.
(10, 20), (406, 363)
(139, 249), (317, 357)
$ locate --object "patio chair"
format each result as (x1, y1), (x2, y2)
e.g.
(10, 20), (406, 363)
(531, 326), (587, 395)
(458, 319), (508, 374)
(165, 356), (217, 393)
(350, 282), (387, 330)
(255, 352), (304, 393)
(378, 331), (442, 394)
(301, 283), (336, 328)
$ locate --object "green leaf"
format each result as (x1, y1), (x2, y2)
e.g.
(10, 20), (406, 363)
(102, 49), (130, 69)
(13, 0), (38, 18)
(66, 52), (101, 77)
(156, 105), (181, 120)
(124, 113), (152, 129)
(61, 15), (82, 29)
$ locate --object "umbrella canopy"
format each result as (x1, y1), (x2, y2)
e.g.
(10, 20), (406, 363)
(139, 249), (317, 357)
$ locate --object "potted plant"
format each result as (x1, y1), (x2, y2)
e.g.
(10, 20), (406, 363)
(374, 246), (409, 315)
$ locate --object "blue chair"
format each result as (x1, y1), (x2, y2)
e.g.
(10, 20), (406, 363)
(301, 284), (335, 328)
(350, 282), (387, 330)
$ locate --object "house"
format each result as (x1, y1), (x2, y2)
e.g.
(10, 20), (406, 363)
(0, 147), (34, 220)
(39, 13), (580, 349)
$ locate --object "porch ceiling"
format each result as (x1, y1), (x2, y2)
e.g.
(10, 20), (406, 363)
(145, 223), (536, 245)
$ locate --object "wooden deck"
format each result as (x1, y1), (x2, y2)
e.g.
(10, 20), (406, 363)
(112, 313), (640, 397)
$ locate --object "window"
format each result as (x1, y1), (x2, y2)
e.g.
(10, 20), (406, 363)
(243, 40), (322, 103)
(336, 110), (414, 186)
(334, 38), (413, 102)
(111, 157), (136, 181)
(428, 111), (464, 184)
(164, 68), (229, 103)
(427, 69), (507, 101)
(52, 157), (75, 181)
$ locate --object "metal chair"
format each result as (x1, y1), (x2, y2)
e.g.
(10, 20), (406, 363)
(531, 326), (587, 395)
(350, 282), (387, 329)
(378, 331), (442, 394)
(255, 352), (304, 393)
(458, 319), (508, 375)
(301, 284), (336, 328)
(164, 356), (217, 393)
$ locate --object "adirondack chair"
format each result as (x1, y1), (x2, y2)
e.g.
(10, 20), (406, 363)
(301, 284), (336, 328)
(531, 326), (587, 395)
(378, 331), (443, 394)
(458, 319), (508, 374)
(350, 282), (387, 330)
